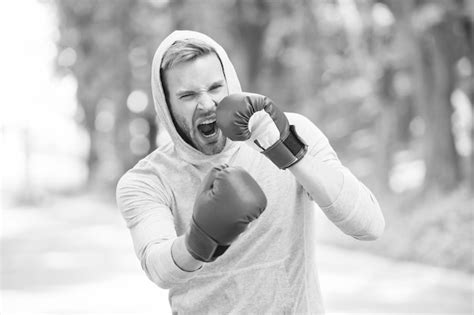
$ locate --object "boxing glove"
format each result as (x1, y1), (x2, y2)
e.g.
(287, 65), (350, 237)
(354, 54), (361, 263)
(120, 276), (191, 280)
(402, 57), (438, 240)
(185, 165), (267, 262)
(216, 93), (307, 169)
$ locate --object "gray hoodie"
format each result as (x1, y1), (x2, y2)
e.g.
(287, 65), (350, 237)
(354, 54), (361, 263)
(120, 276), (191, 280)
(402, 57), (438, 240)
(117, 30), (384, 314)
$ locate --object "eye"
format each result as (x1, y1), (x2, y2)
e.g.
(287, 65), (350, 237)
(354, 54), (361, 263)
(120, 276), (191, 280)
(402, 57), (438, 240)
(179, 93), (194, 100)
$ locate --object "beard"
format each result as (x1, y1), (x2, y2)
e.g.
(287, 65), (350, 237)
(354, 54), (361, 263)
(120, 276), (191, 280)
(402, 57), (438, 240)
(171, 111), (227, 155)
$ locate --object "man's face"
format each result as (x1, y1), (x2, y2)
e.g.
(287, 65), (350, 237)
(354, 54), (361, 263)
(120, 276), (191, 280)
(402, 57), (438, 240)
(164, 53), (228, 155)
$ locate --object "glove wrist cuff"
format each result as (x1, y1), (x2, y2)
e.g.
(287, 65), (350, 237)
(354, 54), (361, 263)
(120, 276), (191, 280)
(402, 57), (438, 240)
(262, 125), (307, 169)
(185, 218), (226, 262)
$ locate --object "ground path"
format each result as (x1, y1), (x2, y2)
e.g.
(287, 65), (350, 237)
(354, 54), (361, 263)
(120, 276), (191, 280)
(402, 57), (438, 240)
(1, 194), (472, 314)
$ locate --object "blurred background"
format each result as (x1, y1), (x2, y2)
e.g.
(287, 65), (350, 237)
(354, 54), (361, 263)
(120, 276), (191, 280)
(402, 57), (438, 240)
(1, 0), (473, 314)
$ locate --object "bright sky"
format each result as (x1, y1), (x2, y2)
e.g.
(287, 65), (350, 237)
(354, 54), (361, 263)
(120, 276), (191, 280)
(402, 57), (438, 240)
(0, 0), (88, 196)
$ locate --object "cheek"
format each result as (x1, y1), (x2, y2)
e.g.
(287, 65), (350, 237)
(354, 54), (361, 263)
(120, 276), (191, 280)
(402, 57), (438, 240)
(169, 101), (194, 129)
(178, 103), (198, 127)
(173, 112), (194, 140)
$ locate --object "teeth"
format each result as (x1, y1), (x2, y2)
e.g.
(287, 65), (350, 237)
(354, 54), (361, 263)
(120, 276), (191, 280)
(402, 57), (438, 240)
(200, 119), (216, 125)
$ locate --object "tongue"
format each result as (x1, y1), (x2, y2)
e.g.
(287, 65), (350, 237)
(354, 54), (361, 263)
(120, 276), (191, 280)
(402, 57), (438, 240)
(198, 122), (215, 136)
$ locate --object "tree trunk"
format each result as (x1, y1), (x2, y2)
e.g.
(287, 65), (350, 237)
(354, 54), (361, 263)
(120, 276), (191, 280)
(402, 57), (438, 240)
(233, 0), (270, 91)
(415, 18), (461, 191)
(463, 0), (474, 193)
(147, 114), (158, 153)
(376, 65), (397, 192)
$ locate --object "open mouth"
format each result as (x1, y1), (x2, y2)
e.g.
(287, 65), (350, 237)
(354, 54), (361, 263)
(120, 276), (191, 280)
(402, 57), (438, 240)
(197, 120), (218, 138)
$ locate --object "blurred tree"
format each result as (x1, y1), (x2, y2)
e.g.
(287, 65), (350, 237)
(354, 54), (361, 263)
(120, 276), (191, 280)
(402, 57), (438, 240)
(461, 0), (474, 192)
(54, 0), (168, 187)
(336, 0), (397, 192)
(230, 0), (271, 91)
(386, 0), (471, 192)
(52, 0), (472, 195)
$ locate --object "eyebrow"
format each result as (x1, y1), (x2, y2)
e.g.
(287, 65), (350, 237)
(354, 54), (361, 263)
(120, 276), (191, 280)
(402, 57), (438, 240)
(175, 80), (225, 98)
(175, 89), (195, 98)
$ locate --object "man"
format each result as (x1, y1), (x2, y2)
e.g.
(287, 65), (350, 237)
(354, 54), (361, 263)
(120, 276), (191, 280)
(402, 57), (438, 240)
(116, 30), (385, 314)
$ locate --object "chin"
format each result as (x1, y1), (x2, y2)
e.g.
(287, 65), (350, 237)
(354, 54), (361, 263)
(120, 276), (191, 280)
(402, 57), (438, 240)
(199, 138), (226, 155)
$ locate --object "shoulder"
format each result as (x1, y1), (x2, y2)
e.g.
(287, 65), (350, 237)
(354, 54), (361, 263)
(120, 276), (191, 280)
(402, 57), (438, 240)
(116, 145), (175, 206)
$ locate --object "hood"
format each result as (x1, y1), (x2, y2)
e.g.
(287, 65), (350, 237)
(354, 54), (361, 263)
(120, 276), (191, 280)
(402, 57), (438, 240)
(151, 30), (242, 166)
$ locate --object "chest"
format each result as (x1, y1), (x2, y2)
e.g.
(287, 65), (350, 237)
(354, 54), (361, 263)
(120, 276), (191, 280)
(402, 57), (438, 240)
(166, 147), (303, 236)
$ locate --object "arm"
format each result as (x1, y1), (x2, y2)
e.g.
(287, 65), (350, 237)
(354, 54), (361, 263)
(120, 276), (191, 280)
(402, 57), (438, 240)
(116, 168), (202, 289)
(172, 236), (203, 271)
(116, 164), (266, 288)
(287, 114), (385, 240)
(216, 93), (385, 240)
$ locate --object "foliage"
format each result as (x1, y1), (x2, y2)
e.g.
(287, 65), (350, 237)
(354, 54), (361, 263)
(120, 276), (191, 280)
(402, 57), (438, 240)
(52, 0), (472, 191)
(321, 188), (474, 273)
(51, 0), (473, 270)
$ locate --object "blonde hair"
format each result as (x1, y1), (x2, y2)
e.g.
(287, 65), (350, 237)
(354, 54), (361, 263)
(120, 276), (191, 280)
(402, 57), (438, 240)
(161, 38), (217, 71)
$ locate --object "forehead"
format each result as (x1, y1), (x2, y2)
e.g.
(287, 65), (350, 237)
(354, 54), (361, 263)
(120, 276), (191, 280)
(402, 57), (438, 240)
(164, 53), (225, 92)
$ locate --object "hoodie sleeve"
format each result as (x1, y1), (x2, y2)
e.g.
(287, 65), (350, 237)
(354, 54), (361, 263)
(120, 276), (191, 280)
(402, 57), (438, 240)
(116, 165), (199, 289)
(288, 113), (385, 240)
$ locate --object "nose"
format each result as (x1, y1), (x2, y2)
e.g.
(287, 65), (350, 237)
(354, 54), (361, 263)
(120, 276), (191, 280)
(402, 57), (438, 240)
(196, 93), (217, 112)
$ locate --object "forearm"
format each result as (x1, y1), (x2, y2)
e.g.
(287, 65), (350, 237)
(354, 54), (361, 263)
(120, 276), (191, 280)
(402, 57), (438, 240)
(171, 235), (204, 271)
(288, 154), (343, 207)
(143, 237), (202, 289)
(289, 154), (385, 240)
(216, 99), (385, 240)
